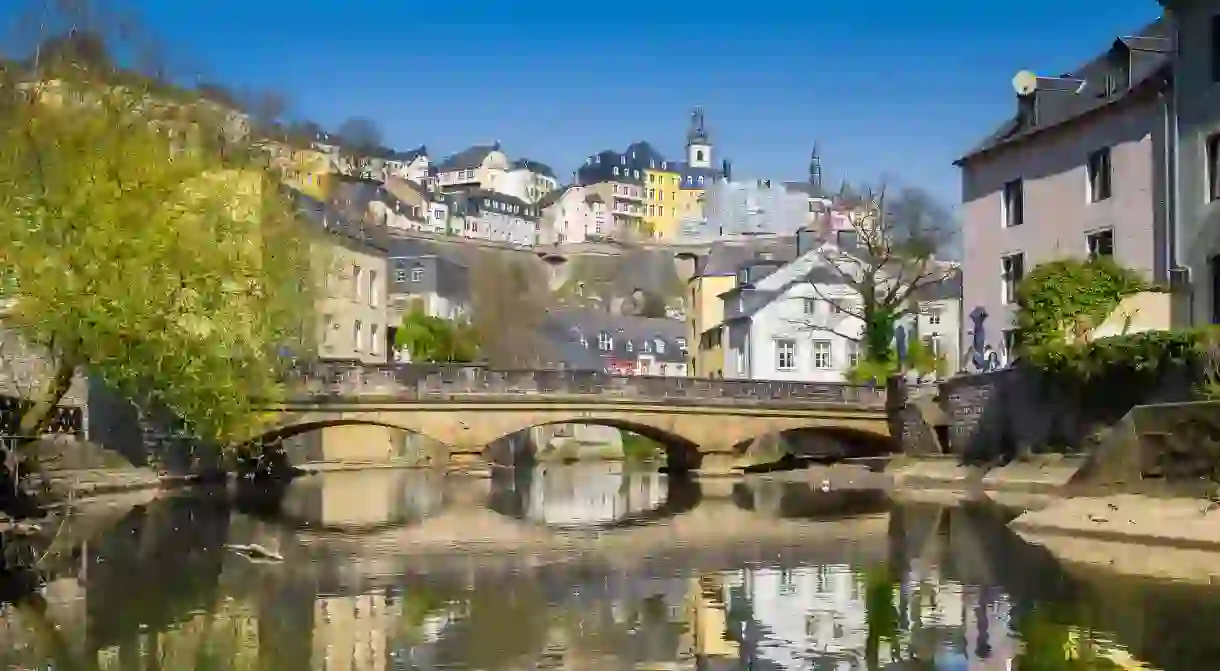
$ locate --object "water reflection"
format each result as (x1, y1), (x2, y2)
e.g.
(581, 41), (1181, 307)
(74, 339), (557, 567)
(7, 468), (1220, 669)
(488, 463), (700, 530)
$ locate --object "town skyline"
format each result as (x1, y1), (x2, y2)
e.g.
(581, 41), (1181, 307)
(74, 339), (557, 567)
(1, 0), (1158, 205)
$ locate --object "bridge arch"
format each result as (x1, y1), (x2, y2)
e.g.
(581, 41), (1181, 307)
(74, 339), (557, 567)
(479, 417), (705, 471)
(249, 404), (892, 471)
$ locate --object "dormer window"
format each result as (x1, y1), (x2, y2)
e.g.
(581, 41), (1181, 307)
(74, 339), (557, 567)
(626, 341), (634, 353)
(598, 331), (613, 351)
(655, 339), (666, 354)
(737, 269), (749, 286)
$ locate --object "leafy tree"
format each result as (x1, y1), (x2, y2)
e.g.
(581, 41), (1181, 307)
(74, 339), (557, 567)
(395, 309), (479, 363)
(790, 185), (957, 367)
(0, 60), (321, 454)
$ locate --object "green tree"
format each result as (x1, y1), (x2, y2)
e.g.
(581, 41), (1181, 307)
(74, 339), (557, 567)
(0, 51), (321, 454)
(395, 309), (479, 363)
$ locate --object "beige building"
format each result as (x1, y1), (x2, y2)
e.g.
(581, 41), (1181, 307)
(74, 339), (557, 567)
(430, 143), (512, 192)
(306, 201), (392, 363)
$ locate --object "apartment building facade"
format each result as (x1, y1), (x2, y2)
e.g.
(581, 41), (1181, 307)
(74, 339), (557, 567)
(1158, 0), (1220, 324)
(956, 19), (1173, 361)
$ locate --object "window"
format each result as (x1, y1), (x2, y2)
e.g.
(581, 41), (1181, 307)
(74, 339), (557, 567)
(1002, 253), (1025, 304)
(803, 297), (816, 315)
(813, 341), (832, 369)
(658, 206), (664, 216)
(643, 339), (652, 353)
(847, 342), (860, 369)
(598, 331), (613, 351)
(353, 320), (362, 352)
(696, 150), (704, 162)
(1086, 147), (1112, 202)
(395, 268), (406, 283)
(1212, 14), (1220, 82)
(655, 339), (666, 354)
(1208, 133), (1220, 202)
(370, 324), (380, 356)
(676, 338), (687, 351)
(369, 270), (379, 307)
(928, 308), (942, 325)
(352, 266), (363, 300)
(625, 340), (634, 352)
(774, 339), (796, 371)
(410, 267), (423, 282)
(1087, 229), (1114, 259)
(1002, 179), (1024, 227)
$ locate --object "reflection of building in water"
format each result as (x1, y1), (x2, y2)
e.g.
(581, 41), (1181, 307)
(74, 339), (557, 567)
(0, 577), (88, 668)
(280, 470), (443, 530)
(94, 597), (259, 669)
(717, 565), (1025, 668)
(524, 466), (666, 526)
(312, 589), (402, 671)
(724, 565), (875, 668)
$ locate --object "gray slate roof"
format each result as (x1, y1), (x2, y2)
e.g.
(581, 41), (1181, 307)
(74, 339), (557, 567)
(511, 158), (556, 178)
(695, 237), (799, 277)
(435, 144), (499, 172)
(543, 309), (688, 368)
(957, 18), (1170, 165)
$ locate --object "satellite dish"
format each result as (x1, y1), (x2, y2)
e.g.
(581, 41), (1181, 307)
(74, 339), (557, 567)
(1012, 70), (1038, 96)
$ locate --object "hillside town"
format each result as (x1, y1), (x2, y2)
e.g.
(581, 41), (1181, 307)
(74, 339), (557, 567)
(255, 104), (964, 383)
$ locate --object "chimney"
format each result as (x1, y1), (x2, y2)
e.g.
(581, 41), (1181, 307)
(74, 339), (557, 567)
(1016, 92), (1038, 127)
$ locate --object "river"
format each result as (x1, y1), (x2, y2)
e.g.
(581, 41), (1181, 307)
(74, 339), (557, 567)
(2, 463), (1220, 670)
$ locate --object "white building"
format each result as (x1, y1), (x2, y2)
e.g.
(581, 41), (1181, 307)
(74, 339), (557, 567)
(689, 177), (810, 242)
(537, 185), (607, 245)
(451, 189), (539, 247)
(383, 146), (429, 184)
(498, 158), (559, 204)
(721, 239), (867, 382)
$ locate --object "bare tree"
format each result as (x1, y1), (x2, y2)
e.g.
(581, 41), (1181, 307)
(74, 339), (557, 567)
(469, 255), (551, 368)
(336, 117), (382, 153)
(788, 185), (957, 365)
(241, 88), (289, 134)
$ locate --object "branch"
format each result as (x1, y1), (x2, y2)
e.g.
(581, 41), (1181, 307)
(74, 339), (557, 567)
(785, 316), (862, 343)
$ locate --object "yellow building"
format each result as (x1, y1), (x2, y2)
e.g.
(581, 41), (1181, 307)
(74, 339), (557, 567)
(686, 264), (737, 378)
(258, 141), (333, 202)
(645, 166), (682, 240)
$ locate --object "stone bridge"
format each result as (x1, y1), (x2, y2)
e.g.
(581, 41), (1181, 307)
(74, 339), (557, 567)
(253, 363), (892, 473)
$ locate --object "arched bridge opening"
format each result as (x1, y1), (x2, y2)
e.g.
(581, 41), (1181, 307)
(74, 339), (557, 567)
(487, 463), (703, 531)
(244, 418), (450, 469)
(732, 425), (895, 471)
(482, 419), (704, 474)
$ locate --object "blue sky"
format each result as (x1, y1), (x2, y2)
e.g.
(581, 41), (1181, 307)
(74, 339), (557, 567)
(14, 1), (1160, 204)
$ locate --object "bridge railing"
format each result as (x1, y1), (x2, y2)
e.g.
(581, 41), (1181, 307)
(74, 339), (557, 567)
(279, 362), (887, 407)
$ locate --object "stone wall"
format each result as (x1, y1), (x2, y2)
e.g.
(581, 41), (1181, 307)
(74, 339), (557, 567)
(938, 365), (1198, 464)
(285, 362), (888, 407)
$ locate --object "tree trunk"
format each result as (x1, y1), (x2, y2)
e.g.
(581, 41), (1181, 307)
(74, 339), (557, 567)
(17, 356), (77, 448)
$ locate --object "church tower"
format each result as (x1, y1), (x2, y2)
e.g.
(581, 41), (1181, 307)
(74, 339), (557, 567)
(809, 143), (823, 188)
(686, 106), (713, 169)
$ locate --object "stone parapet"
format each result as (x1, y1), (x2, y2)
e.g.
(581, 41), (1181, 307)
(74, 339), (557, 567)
(282, 362), (887, 408)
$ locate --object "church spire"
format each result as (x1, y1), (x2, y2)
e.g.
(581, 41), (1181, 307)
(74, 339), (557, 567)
(687, 106), (709, 145)
(809, 143), (823, 188)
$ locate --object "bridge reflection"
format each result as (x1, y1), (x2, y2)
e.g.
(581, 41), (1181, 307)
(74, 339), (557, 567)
(487, 463), (701, 530)
(4, 475), (1209, 670)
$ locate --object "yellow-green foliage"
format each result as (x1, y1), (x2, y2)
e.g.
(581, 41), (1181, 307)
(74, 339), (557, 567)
(1016, 257), (1156, 352)
(396, 309), (480, 363)
(0, 79), (321, 445)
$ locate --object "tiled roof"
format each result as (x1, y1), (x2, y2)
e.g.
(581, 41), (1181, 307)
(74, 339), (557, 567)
(957, 18), (1171, 165)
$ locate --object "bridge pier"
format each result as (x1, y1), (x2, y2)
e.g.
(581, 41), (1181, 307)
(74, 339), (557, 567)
(694, 452), (739, 477)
